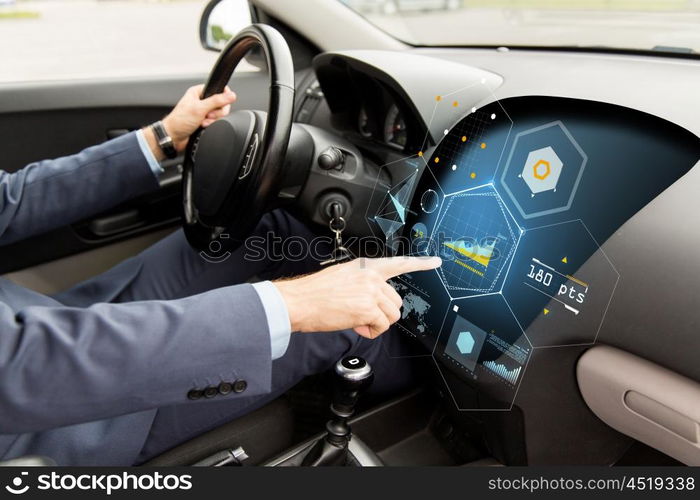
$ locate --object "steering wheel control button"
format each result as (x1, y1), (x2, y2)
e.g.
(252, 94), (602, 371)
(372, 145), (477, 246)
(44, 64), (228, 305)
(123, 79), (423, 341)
(218, 382), (233, 395)
(238, 133), (259, 180)
(233, 380), (248, 393)
(187, 389), (204, 401)
(203, 386), (218, 398)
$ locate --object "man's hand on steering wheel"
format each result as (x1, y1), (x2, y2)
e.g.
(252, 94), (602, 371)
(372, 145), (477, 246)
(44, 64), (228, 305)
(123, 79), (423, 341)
(142, 84), (237, 161)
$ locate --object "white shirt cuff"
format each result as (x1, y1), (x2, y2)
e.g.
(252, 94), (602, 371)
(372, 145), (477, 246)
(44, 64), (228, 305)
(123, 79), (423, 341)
(135, 129), (165, 178)
(251, 280), (292, 361)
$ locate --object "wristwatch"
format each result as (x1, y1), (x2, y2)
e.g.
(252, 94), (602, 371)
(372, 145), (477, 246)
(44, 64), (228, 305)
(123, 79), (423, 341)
(151, 120), (178, 159)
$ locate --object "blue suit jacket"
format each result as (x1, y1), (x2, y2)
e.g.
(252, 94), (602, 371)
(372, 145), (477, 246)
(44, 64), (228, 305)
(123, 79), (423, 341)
(0, 133), (273, 465)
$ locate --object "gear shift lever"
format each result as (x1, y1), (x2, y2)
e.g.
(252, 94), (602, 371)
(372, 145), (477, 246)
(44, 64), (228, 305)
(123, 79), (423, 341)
(301, 356), (373, 466)
(332, 356), (374, 415)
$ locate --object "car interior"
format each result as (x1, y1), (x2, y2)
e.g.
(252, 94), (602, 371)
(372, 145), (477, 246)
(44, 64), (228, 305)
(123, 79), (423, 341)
(0, 0), (699, 467)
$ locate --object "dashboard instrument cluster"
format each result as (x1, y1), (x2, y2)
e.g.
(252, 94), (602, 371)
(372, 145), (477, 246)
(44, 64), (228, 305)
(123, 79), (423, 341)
(314, 55), (425, 154)
(357, 103), (408, 149)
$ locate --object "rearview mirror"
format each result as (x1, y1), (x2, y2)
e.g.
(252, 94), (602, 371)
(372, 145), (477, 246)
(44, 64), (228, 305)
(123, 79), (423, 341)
(199, 0), (252, 52)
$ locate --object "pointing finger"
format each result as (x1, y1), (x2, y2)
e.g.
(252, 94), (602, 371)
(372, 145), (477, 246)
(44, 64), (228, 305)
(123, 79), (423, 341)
(362, 256), (442, 281)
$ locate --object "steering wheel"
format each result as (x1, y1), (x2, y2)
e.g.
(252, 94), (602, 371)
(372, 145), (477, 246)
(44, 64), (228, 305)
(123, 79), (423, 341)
(182, 24), (295, 251)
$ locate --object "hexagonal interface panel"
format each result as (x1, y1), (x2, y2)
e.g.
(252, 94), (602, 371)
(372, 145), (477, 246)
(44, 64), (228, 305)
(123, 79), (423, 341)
(429, 185), (521, 298)
(434, 294), (531, 410)
(500, 121), (587, 220)
(503, 220), (619, 347)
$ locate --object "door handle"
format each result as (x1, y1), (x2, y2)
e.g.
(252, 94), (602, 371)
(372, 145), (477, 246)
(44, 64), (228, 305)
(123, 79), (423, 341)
(106, 128), (132, 140)
(88, 209), (145, 237)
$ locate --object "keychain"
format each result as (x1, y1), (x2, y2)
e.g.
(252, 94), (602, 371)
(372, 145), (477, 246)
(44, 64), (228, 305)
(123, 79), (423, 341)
(321, 202), (352, 266)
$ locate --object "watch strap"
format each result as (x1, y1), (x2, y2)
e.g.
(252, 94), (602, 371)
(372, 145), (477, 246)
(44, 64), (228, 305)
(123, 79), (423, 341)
(151, 120), (178, 159)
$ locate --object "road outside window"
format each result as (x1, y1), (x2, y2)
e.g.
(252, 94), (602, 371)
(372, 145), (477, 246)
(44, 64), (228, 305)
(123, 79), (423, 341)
(341, 0), (700, 56)
(0, 0), (253, 83)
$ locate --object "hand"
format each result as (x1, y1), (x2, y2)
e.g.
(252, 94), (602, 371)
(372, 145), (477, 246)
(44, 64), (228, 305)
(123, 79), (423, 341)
(274, 256), (442, 339)
(142, 84), (237, 160)
(163, 84), (237, 150)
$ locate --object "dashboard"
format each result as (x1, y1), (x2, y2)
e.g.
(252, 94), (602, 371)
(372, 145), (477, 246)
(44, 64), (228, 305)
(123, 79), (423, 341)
(392, 96), (698, 410)
(309, 49), (700, 464)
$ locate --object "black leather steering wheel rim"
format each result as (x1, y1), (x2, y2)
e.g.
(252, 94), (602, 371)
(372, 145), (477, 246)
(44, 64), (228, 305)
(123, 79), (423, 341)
(182, 24), (295, 251)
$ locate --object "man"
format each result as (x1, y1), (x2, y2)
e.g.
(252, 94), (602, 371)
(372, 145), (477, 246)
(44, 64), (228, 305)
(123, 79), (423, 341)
(0, 85), (441, 465)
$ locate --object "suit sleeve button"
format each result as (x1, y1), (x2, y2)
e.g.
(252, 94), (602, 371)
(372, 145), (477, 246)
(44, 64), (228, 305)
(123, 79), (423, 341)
(233, 380), (247, 393)
(204, 386), (218, 398)
(187, 389), (203, 400)
(218, 382), (233, 395)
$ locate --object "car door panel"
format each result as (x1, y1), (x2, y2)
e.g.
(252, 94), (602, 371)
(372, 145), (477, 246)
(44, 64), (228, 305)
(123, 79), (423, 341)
(0, 71), (276, 285)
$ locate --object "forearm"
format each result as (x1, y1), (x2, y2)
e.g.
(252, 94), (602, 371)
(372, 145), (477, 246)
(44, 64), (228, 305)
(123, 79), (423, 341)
(0, 131), (159, 245)
(0, 84), (235, 246)
(0, 283), (273, 434)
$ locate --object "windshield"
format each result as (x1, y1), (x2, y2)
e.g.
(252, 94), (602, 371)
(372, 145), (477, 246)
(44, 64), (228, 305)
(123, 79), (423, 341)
(340, 0), (700, 55)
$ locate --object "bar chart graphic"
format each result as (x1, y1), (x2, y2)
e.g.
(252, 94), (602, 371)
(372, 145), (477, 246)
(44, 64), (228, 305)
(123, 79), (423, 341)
(432, 188), (520, 296)
(483, 360), (522, 385)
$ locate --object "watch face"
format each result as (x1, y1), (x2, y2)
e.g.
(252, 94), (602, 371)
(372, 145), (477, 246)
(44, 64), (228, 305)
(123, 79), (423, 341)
(152, 121), (177, 158)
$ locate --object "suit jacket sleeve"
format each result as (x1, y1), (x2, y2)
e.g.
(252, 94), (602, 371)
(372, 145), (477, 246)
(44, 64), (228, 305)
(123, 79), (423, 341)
(0, 283), (273, 434)
(0, 131), (160, 245)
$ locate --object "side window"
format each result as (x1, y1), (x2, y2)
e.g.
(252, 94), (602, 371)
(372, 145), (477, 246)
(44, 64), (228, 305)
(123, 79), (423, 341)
(0, 0), (252, 83)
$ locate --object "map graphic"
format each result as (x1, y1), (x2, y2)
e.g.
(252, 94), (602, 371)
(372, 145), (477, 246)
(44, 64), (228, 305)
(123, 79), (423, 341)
(390, 278), (431, 337)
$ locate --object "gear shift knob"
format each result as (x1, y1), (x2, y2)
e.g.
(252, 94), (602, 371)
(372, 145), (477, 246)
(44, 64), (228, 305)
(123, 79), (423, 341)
(300, 356), (374, 465)
(332, 356), (374, 417)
